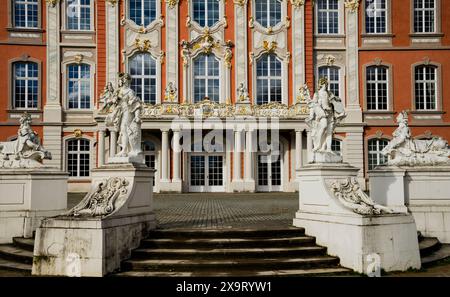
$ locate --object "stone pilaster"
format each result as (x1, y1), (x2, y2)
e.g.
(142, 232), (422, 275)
(106, 0), (120, 83)
(165, 1), (179, 94)
(292, 2), (306, 95)
(234, 0), (248, 91)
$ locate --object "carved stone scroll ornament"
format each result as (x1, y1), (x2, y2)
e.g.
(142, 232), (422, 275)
(0, 113), (52, 169)
(65, 177), (130, 217)
(330, 177), (395, 215)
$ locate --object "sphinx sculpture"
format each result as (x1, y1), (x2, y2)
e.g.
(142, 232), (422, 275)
(0, 113), (51, 168)
(382, 111), (450, 166)
(105, 72), (143, 162)
(303, 77), (346, 163)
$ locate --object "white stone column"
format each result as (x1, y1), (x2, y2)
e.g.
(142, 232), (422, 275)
(105, 0), (119, 83)
(295, 129), (303, 170)
(172, 130), (181, 182)
(166, 1), (179, 96)
(234, 1), (248, 90)
(161, 129), (170, 182)
(307, 130), (313, 163)
(233, 129), (243, 181)
(244, 129), (255, 191)
(98, 130), (105, 166)
(292, 2), (306, 94)
(345, 5), (362, 123)
(110, 130), (117, 157)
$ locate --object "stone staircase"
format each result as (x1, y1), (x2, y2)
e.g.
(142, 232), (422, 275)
(1, 230), (450, 276)
(115, 228), (352, 276)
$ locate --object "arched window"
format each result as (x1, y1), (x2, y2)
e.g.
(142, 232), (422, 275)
(368, 138), (389, 170)
(255, 0), (282, 28)
(129, 53), (157, 104)
(414, 65), (437, 111)
(317, 0), (339, 34)
(366, 65), (388, 110)
(331, 139), (342, 156)
(318, 66), (340, 97)
(193, 54), (220, 103)
(13, 61), (38, 109)
(256, 54), (282, 105)
(192, 0), (219, 27)
(66, 0), (92, 31)
(413, 0), (436, 33)
(67, 63), (91, 109)
(365, 0), (387, 33)
(67, 138), (90, 177)
(129, 0), (157, 27)
(14, 0), (38, 28)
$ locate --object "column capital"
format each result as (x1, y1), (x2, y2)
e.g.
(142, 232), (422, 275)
(161, 128), (170, 133)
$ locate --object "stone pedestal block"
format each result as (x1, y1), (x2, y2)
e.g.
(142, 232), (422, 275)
(0, 169), (68, 243)
(32, 163), (156, 276)
(370, 166), (450, 243)
(293, 163), (421, 274)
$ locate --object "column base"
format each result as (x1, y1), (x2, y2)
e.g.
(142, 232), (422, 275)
(159, 180), (182, 193)
(231, 179), (245, 192)
(243, 179), (256, 192)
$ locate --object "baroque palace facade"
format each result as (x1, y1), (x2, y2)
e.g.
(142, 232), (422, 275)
(0, 0), (449, 193)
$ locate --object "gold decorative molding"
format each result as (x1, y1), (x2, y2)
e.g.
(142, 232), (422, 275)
(74, 129), (83, 138)
(46, 0), (59, 7)
(233, 0), (247, 7)
(262, 41), (278, 53)
(290, 0), (305, 9)
(105, 0), (119, 6)
(344, 0), (360, 13)
(160, 51), (165, 64)
(166, 0), (179, 9)
(74, 54), (84, 64)
(134, 38), (152, 52)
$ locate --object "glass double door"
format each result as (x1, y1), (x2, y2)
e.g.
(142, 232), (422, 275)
(256, 154), (282, 192)
(189, 154), (225, 192)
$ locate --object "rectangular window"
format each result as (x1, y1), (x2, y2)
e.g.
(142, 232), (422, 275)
(193, 54), (220, 103)
(318, 66), (340, 97)
(13, 62), (38, 109)
(366, 66), (388, 110)
(368, 139), (388, 170)
(255, 0), (282, 28)
(129, 53), (157, 104)
(67, 139), (90, 177)
(365, 0), (387, 33)
(256, 54), (282, 105)
(67, 64), (91, 109)
(317, 0), (339, 34)
(14, 0), (38, 28)
(414, 0), (436, 33)
(67, 0), (91, 31)
(415, 65), (437, 110)
(193, 0), (219, 27)
(129, 0), (157, 27)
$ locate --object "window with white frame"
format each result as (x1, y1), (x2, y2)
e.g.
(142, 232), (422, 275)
(256, 54), (282, 105)
(366, 65), (388, 110)
(14, 0), (38, 28)
(66, 0), (92, 31)
(192, 0), (219, 27)
(317, 0), (339, 34)
(318, 66), (340, 97)
(331, 139), (342, 156)
(415, 65), (437, 110)
(67, 63), (91, 109)
(129, 53), (157, 104)
(67, 138), (90, 177)
(13, 61), (38, 109)
(414, 0), (436, 33)
(142, 141), (156, 186)
(255, 0), (282, 28)
(368, 138), (388, 170)
(193, 54), (220, 103)
(129, 0), (157, 27)
(365, 0), (387, 33)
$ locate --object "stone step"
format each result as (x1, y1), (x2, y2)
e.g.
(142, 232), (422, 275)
(422, 244), (450, 267)
(122, 256), (340, 272)
(12, 237), (35, 252)
(0, 259), (32, 273)
(147, 228), (306, 239)
(114, 267), (352, 277)
(419, 237), (441, 257)
(0, 245), (33, 265)
(140, 236), (316, 249)
(131, 246), (327, 260)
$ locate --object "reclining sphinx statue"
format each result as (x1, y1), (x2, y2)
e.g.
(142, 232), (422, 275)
(382, 110), (450, 166)
(0, 112), (52, 168)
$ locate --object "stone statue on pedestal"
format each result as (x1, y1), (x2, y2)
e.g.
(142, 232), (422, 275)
(382, 111), (450, 166)
(105, 72), (143, 163)
(304, 78), (346, 163)
(0, 113), (51, 168)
